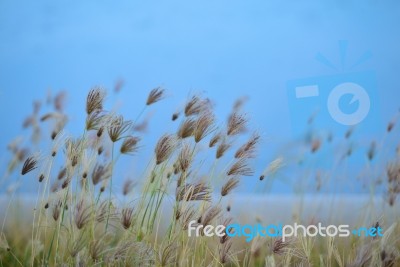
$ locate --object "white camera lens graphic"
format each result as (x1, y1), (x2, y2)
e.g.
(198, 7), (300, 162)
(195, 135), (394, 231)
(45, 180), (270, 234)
(327, 82), (370, 126)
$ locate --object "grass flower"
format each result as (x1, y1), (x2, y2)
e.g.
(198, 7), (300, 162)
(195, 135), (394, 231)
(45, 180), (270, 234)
(227, 112), (248, 136)
(311, 138), (322, 153)
(234, 132), (260, 159)
(89, 239), (105, 262)
(209, 132), (222, 148)
(176, 183), (211, 202)
(92, 163), (112, 186)
(219, 217), (233, 244)
(219, 240), (232, 264)
(120, 136), (140, 155)
(155, 134), (177, 165)
(65, 137), (85, 167)
(86, 110), (107, 131)
(52, 200), (63, 221)
(368, 141), (377, 161)
(227, 159), (253, 176)
(260, 156), (285, 180)
(74, 200), (91, 229)
(178, 205), (197, 230)
(272, 238), (291, 255)
(107, 115), (132, 143)
(86, 87), (106, 115)
(172, 112), (180, 121)
(221, 177), (239, 197)
(199, 206), (221, 226)
(387, 120), (395, 132)
(146, 87), (165, 105)
(56, 168), (66, 181)
(54, 91), (67, 112)
(216, 139), (232, 159)
(177, 118), (196, 139)
(122, 179), (135, 196)
(0, 232), (10, 252)
(184, 95), (210, 117)
(178, 143), (193, 172)
(121, 207), (134, 229)
(38, 174), (45, 183)
(21, 155), (38, 175)
(194, 112), (215, 143)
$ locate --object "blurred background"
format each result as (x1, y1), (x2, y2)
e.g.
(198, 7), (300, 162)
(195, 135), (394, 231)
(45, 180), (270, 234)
(1, 0), (400, 195)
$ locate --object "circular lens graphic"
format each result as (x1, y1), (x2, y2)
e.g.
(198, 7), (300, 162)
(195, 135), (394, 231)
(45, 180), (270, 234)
(327, 82), (371, 126)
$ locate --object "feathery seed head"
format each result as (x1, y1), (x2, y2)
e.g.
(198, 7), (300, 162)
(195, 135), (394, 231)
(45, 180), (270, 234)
(219, 239), (232, 264)
(146, 87), (166, 105)
(179, 206), (197, 230)
(74, 200), (91, 230)
(227, 112), (248, 136)
(92, 163), (112, 186)
(54, 91), (67, 112)
(86, 87), (106, 115)
(220, 217), (233, 244)
(200, 206), (222, 226)
(209, 132), (222, 148)
(0, 234), (10, 252)
(272, 238), (292, 255)
(122, 179), (136, 196)
(157, 242), (177, 267)
(57, 168), (67, 180)
(172, 112), (180, 121)
(86, 110), (107, 131)
(262, 157), (285, 179)
(216, 139), (232, 159)
(387, 121), (395, 132)
(89, 239), (105, 262)
(311, 139), (322, 153)
(233, 96), (248, 111)
(107, 116), (132, 143)
(51, 130), (66, 157)
(61, 177), (72, 189)
(177, 118), (196, 139)
(194, 112), (215, 143)
(368, 141), (377, 161)
(155, 134), (177, 165)
(227, 159), (254, 176)
(21, 155), (39, 175)
(120, 136), (140, 155)
(51, 115), (68, 140)
(221, 177), (240, 197)
(234, 132), (260, 159)
(52, 200), (63, 221)
(121, 207), (134, 229)
(184, 95), (211, 117)
(178, 143), (193, 172)
(176, 183), (211, 202)
(65, 137), (85, 168)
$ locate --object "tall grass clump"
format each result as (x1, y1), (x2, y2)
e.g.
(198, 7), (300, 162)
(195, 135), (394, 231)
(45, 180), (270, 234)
(0, 86), (399, 267)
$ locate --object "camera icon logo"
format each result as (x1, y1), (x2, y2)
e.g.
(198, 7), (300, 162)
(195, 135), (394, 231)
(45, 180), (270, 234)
(327, 82), (370, 126)
(287, 41), (381, 136)
(296, 82), (370, 126)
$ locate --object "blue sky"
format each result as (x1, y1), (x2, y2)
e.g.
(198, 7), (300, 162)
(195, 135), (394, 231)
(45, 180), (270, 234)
(0, 1), (399, 194)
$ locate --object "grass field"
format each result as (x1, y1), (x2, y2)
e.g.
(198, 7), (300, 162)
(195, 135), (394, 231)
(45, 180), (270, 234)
(0, 87), (399, 266)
